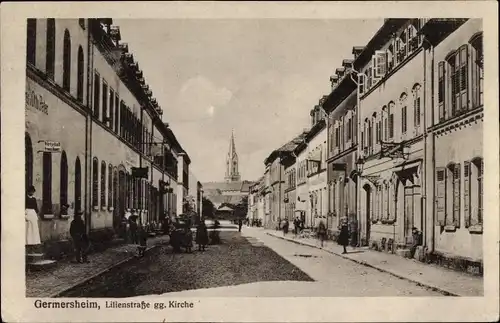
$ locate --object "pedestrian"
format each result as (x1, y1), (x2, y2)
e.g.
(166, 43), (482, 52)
(283, 218), (289, 236)
(196, 219), (209, 251)
(238, 218), (243, 232)
(25, 185), (41, 248)
(184, 225), (193, 253)
(70, 211), (89, 263)
(129, 209), (139, 244)
(338, 219), (350, 254)
(410, 227), (422, 259)
(137, 225), (148, 257)
(317, 220), (327, 248)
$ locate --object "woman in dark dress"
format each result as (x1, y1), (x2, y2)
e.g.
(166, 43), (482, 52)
(338, 220), (350, 254)
(196, 220), (209, 251)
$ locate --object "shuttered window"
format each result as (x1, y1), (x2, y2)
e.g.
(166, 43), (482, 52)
(436, 168), (446, 226)
(438, 62), (446, 121)
(101, 161), (106, 207)
(92, 158), (99, 207)
(464, 161), (471, 227)
(401, 105), (407, 133)
(452, 163), (461, 227)
(458, 45), (469, 112)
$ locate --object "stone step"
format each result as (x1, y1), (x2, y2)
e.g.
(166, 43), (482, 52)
(26, 253), (44, 263)
(27, 259), (57, 271)
(395, 248), (412, 258)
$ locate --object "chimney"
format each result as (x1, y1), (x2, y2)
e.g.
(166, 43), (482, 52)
(335, 67), (346, 78)
(342, 59), (354, 69)
(330, 75), (339, 90)
(352, 46), (364, 59)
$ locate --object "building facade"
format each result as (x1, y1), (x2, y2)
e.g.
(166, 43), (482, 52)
(25, 18), (190, 249)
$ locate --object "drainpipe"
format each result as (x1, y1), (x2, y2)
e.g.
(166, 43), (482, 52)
(430, 41), (436, 253)
(422, 39), (428, 250)
(84, 20), (94, 235)
(350, 70), (363, 246)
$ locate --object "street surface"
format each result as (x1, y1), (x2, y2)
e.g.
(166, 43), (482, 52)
(60, 221), (441, 297)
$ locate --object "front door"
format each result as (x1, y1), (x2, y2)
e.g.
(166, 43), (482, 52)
(404, 186), (414, 243)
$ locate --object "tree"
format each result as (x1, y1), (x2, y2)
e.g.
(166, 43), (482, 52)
(234, 195), (248, 219)
(202, 197), (215, 219)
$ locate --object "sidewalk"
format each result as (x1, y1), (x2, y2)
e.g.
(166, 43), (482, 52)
(265, 230), (483, 296)
(26, 234), (170, 297)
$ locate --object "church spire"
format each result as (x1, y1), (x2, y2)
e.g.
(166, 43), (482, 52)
(225, 129), (241, 183)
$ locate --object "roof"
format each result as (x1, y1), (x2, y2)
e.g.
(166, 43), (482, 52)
(264, 131), (308, 165)
(305, 119), (326, 142)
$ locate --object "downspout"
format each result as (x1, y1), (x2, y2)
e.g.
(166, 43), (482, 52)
(85, 20), (94, 235)
(350, 70), (362, 246)
(422, 40), (428, 250)
(430, 41), (436, 253)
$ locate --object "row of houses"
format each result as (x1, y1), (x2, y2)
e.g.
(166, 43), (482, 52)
(248, 18), (483, 274)
(25, 18), (203, 252)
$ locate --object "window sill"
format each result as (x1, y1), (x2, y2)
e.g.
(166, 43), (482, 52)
(60, 214), (71, 220)
(444, 225), (457, 232)
(101, 206), (107, 211)
(108, 207), (114, 212)
(93, 206), (99, 211)
(468, 224), (483, 234)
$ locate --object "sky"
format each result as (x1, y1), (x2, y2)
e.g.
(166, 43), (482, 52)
(115, 19), (384, 183)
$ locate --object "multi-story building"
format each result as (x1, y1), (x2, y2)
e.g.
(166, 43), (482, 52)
(283, 153), (296, 226)
(25, 18), (189, 254)
(294, 132), (309, 225)
(354, 19), (429, 249)
(420, 18), (483, 272)
(324, 57), (358, 239)
(306, 101), (328, 229)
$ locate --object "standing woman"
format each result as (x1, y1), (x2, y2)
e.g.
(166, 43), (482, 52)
(25, 185), (41, 247)
(196, 219), (209, 251)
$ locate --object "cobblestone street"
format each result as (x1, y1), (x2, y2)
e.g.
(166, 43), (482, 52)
(53, 224), (447, 297)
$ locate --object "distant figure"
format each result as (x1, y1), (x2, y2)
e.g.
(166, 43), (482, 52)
(338, 220), (349, 254)
(128, 210), (139, 244)
(238, 218), (243, 232)
(25, 185), (41, 247)
(317, 221), (327, 248)
(70, 211), (89, 263)
(410, 227), (422, 258)
(196, 220), (209, 251)
(137, 226), (148, 257)
(283, 218), (289, 236)
(184, 226), (193, 253)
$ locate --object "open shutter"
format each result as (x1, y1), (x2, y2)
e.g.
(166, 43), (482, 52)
(358, 73), (365, 94)
(459, 45), (469, 111)
(454, 53), (461, 116)
(436, 167), (446, 226)
(464, 161), (471, 227)
(453, 163), (461, 227)
(374, 50), (387, 78)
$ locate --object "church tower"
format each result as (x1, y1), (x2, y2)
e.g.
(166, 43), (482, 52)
(225, 130), (241, 182)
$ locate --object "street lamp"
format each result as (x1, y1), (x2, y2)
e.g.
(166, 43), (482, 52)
(355, 156), (365, 175)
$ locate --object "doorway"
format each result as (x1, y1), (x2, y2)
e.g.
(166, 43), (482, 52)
(74, 157), (82, 212)
(112, 169), (119, 230)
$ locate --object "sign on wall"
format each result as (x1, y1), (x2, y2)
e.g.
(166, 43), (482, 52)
(26, 84), (49, 115)
(38, 140), (61, 153)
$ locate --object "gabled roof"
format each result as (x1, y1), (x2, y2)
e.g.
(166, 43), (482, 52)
(264, 131), (308, 165)
(305, 119), (326, 142)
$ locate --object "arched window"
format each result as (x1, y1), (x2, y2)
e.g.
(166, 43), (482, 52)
(438, 61), (446, 121)
(412, 84), (422, 131)
(62, 29), (71, 91)
(42, 152), (53, 214)
(108, 164), (113, 209)
(27, 19), (37, 65)
(92, 158), (99, 207)
(470, 33), (483, 108)
(25, 133), (33, 189)
(388, 101), (395, 139)
(101, 161), (106, 207)
(382, 105), (388, 141)
(93, 72), (100, 119)
(60, 151), (68, 214)
(46, 18), (56, 79)
(77, 46), (84, 102)
(400, 93), (408, 134)
(75, 157), (82, 212)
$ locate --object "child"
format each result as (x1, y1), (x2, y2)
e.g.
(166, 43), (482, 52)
(137, 226), (148, 257)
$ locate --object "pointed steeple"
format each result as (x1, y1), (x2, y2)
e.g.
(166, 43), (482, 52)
(225, 129), (241, 183)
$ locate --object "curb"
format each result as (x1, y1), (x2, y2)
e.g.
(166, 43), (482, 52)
(49, 242), (165, 298)
(266, 232), (460, 297)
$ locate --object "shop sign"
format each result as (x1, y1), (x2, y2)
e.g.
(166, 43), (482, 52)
(26, 85), (49, 115)
(39, 140), (61, 153)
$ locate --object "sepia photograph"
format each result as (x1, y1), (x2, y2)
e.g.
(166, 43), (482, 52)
(1, 1), (499, 322)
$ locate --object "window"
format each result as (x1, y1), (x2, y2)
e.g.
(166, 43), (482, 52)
(470, 34), (483, 108)
(42, 152), (52, 214)
(382, 106), (388, 141)
(25, 133), (33, 190)
(438, 61), (446, 121)
(374, 50), (387, 79)
(102, 81), (108, 124)
(457, 45), (469, 112)
(62, 29), (71, 91)
(92, 158), (98, 208)
(108, 164), (113, 209)
(101, 161), (106, 207)
(388, 102), (395, 139)
(46, 19), (56, 79)
(27, 19), (36, 65)
(109, 89), (114, 130)
(79, 18), (85, 29)
(358, 73), (365, 94)
(93, 72), (100, 119)
(401, 105), (407, 133)
(60, 151), (68, 214)
(77, 46), (84, 102)
(114, 94), (119, 133)
(451, 163), (461, 227)
(465, 158), (483, 228)
(75, 157), (82, 212)
(413, 85), (421, 129)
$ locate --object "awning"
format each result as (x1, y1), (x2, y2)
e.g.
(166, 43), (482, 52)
(393, 159), (422, 173)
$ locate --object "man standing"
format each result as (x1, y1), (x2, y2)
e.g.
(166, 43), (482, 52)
(70, 211), (89, 263)
(128, 210), (139, 244)
(238, 218), (243, 232)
